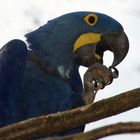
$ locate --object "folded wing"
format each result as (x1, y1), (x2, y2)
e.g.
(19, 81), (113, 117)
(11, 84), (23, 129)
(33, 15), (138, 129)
(0, 40), (27, 126)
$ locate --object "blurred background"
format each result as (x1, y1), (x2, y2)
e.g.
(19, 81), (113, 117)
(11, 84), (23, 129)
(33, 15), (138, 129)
(0, 0), (140, 139)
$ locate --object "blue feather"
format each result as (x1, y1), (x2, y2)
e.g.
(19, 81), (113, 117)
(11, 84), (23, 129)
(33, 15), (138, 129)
(0, 40), (27, 126)
(0, 12), (124, 138)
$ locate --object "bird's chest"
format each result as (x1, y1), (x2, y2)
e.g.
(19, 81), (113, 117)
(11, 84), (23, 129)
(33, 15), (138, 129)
(10, 57), (84, 125)
(19, 62), (75, 115)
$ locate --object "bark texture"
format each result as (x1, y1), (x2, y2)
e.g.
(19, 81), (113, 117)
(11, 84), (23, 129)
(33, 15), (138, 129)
(0, 88), (140, 140)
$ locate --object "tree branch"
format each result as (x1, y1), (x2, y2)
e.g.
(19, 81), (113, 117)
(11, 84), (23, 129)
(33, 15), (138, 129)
(0, 88), (140, 140)
(48, 122), (140, 140)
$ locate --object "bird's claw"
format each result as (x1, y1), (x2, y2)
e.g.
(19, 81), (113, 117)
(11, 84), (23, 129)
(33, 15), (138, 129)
(82, 63), (119, 104)
(109, 66), (119, 79)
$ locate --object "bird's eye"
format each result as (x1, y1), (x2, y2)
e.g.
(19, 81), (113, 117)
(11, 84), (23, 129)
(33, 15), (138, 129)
(84, 14), (98, 26)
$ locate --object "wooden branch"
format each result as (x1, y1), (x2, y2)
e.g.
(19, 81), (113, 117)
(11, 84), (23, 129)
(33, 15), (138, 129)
(0, 88), (140, 140)
(48, 122), (140, 140)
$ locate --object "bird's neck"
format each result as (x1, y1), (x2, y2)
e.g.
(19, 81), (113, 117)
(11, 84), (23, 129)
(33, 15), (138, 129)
(27, 49), (77, 80)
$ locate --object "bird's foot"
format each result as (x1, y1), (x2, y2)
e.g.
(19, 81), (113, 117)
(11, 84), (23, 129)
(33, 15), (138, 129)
(82, 63), (118, 105)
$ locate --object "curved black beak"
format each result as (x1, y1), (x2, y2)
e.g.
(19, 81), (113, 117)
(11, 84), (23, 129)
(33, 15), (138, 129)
(101, 31), (129, 67)
(73, 31), (129, 68)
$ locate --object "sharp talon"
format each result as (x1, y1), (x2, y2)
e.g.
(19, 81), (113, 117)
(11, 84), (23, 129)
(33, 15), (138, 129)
(109, 66), (119, 78)
(100, 82), (105, 89)
(93, 89), (97, 94)
(93, 80), (105, 90)
(107, 78), (113, 85)
(93, 80), (98, 89)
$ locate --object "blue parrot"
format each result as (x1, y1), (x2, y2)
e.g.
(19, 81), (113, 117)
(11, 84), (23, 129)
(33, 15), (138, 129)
(0, 12), (129, 137)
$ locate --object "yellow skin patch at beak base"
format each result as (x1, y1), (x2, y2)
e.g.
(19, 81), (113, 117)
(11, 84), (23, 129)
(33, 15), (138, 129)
(95, 53), (101, 60)
(73, 33), (101, 52)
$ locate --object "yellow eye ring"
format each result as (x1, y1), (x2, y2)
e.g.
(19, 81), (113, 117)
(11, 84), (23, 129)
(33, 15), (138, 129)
(84, 14), (98, 26)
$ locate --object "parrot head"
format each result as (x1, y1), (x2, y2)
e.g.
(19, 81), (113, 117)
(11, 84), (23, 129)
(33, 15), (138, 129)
(26, 12), (129, 78)
(68, 12), (129, 67)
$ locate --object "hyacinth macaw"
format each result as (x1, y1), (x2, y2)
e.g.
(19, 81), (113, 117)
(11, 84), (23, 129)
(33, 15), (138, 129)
(0, 12), (129, 137)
